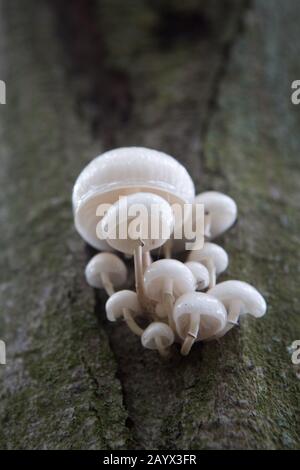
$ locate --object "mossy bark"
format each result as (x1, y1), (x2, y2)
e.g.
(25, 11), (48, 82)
(0, 0), (299, 449)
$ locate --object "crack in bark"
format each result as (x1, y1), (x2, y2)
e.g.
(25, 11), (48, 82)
(200, 0), (253, 175)
(53, 0), (256, 450)
(93, 287), (139, 449)
(50, 0), (133, 144)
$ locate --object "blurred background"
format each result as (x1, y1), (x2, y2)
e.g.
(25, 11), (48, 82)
(0, 0), (299, 450)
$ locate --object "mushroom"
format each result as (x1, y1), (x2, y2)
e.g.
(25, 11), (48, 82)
(85, 252), (127, 296)
(105, 290), (143, 336)
(99, 192), (174, 312)
(144, 259), (196, 329)
(185, 261), (210, 291)
(142, 252), (152, 271)
(99, 192), (174, 255)
(195, 191), (237, 239)
(173, 292), (227, 355)
(72, 147), (195, 250)
(141, 322), (175, 357)
(208, 280), (267, 337)
(187, 242), (228, 288)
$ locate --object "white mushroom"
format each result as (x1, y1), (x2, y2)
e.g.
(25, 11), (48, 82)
(173, 292), (227, 355)
(142, 252), (152, 271)
(144, 259), (196, 328)
(99, 192), (174, 255)
(72, 147), (195, 250)
(105, 290), (143, 336)
(195, 191), (237, 239)
(85, 252), (127, 296)
(188, 242), (228, 288)
(208, 280), (267, 337)
(141, 322), (175, 357)
(99, 192), (174, 310)
(185, 261), (210, 291)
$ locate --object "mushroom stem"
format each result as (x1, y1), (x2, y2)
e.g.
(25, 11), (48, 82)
(100, 273), (115, 296)
(204, 211), (211, 239)
(181, 312), (200, 356)
(122, 308), (143, 336)
(228, 299), (242, 325)
(226, 299), (242, 331)
(163, 239), (172, 259)
(206, 258), (216, 288)
(142, 251), (152, 271)
(154, 336), (170, 358)
(134, 241), (146, 298)
(214, 299), (242, 339)
(162, 278), (176, 331)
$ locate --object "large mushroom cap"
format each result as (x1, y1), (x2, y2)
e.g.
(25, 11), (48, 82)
(85, 252), (127, 289)
(208, 280), (267, 318)
(106, 290), (141, 322)
(188, 242), (228, 275)
(174, 292), (227, 341)
(144, 259), (196, 302)
(141, 322), (174, 350)
(195, 191), (237, 239)
(73, 147), (195, 249)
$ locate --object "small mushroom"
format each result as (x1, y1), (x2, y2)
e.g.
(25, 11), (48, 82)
(99, 192), (174, 309)
(173, 292), (227, 355)
(105, 290), (143, 336)
(195, 191), (237, 239)
(141, 322), (175, 357)
(144, 259), (196, 328)
(208, 280), (267, 337)
(188, 242), (228, 288)
(85, 252), (127, 296)
(185, 261), (210, 291)
(100, 192), (174, 255)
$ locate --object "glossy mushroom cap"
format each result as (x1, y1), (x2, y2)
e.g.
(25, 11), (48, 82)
(73, 147), (195, 249)
(185, 261), (209, 290)
(195, 191), (237, 239)
(144, 259), (196, 303)
(99, 192), (174, 254)
(106, 290), (141, 321)
(208, 280), (267, 318)
(188, 242), (228, 275)
(174, 292), (227, 341)
(141, 322), (174, 350)
(85, 252), (127, 289)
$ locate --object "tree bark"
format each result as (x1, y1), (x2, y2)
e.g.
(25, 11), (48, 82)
(0, 0), (299, 450)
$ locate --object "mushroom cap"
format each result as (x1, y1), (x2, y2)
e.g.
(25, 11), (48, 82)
(184, 261), (209, 290)
(85, 252), (127, 289)
(208, 280), (267, 318)
(195, 191), (237, 239)
(106, 290), (141, 322)
(141, 322), (175, 350)
(99, 192), (174, 254)
(144, 259), (196, 302)
(185, 261), (209, 290)
(188, 242), (228, 275)
(73, 147), (195, 249)
(174, 292), (227, 341)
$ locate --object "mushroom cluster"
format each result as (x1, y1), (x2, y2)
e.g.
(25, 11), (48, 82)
(73, 147), (267, 357)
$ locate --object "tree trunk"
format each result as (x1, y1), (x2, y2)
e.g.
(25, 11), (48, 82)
(0, 0), (299, 450)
